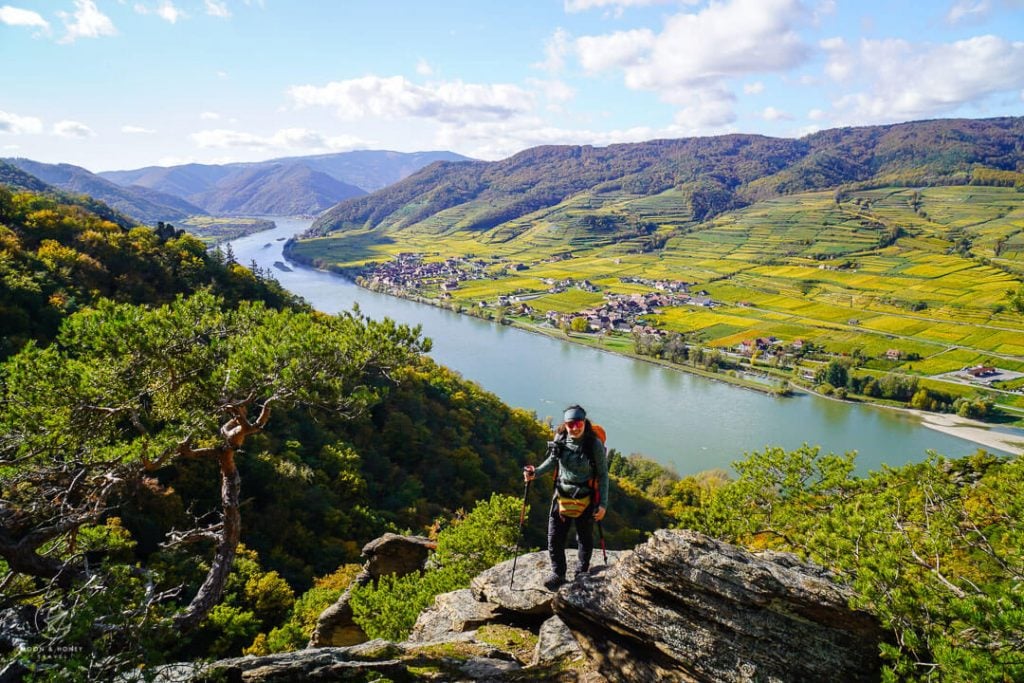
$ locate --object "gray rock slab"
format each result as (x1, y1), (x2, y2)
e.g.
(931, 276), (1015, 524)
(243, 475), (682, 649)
(471, 549), (626, 616)
(555, 529), (886, 683)
(531, 615), (584, 666)
(409, 588), (502, 642)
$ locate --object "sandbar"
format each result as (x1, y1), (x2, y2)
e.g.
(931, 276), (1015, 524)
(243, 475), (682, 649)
(909, 410), (1024, 457)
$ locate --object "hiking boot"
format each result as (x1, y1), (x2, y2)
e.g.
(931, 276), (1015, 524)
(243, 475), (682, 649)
(543, 572), (564, 591)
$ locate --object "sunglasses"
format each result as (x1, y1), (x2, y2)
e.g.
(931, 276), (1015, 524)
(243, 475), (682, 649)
(566, 419), (584, 429)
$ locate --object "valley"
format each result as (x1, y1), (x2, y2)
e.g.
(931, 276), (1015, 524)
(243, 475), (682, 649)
(288, 183), (1024, 427)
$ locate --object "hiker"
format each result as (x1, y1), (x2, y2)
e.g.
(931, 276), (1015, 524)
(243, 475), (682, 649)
(523, 404), (609, 590)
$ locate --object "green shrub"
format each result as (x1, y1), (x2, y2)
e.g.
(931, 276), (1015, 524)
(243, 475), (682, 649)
(349, 494), (521, 641)
(677, 446), (1024, 680)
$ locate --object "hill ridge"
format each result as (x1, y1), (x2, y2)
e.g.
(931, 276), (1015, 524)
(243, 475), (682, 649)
(310, 116), (1024, 237)
(99, 149), (473, 217)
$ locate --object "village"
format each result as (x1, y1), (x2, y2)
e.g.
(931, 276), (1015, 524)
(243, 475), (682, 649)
(360, 253), (720, 334)
(361, 252), (494, 293)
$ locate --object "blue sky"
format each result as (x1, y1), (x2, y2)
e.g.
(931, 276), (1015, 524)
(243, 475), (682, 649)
(1, 0), (1023, 172)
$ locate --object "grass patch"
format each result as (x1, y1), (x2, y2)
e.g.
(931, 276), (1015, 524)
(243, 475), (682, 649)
(293, 185), (1024, 381)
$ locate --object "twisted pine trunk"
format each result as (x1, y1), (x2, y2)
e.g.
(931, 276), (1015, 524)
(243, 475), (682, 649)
(173, 449), (242, 633)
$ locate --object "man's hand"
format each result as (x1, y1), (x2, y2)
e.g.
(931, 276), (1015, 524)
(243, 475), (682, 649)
(523, 465), (536, 482)
(593, 506), (606, 522)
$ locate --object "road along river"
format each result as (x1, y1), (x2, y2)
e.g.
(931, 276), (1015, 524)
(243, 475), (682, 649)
(229, 218), (1024, 476)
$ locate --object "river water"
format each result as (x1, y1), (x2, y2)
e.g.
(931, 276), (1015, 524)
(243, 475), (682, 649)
(229, 218), (1019, 476)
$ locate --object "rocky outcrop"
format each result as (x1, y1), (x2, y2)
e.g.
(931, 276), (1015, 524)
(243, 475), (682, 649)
(408, 588), (501, 642)
(309, 533), (435, 647)
(160, 530), (887, 682)
(556, 529), (887, 682)
(469, 549), (625, 616)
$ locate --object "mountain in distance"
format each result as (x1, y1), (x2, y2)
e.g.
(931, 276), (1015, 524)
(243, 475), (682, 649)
(100, 150), (471, 217)
(309, 117), (1024, 238)
(269, 149), (472, 194)
(4, 157), (205, 225)
(0, 159), (51, 193)
(0, 159), (140, 229)
(101, 162), (231, 198)
(190, 164), (366, 216)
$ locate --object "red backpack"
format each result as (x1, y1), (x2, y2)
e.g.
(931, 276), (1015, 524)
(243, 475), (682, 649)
(552, 422), (606, 515)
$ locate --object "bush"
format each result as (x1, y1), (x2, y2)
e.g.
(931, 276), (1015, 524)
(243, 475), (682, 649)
(677, 446), (1024, 679)
(249, 564), (363, 655)
(349, 494), (521, 640)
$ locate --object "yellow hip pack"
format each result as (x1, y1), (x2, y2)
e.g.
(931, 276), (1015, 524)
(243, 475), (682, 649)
(557, 495), (590, 518)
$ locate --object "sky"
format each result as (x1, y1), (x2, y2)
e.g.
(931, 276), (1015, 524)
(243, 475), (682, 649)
(1, 0), (1023, 173)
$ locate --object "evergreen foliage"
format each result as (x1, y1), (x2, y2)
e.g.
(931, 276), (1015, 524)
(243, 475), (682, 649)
(672, 445), (1024, 681)
(3, 158), (204, 224)
(348, 493), (521, 641)
(0, 288), (426, 677)
(0, 187), (296, 359)
(311, 117), (1024, 237)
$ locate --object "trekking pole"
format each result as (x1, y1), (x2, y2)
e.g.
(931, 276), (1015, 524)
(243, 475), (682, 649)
(509, 478), (531, 589)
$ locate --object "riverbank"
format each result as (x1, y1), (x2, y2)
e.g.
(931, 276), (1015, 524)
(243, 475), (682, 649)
(345, 274), (792, 398)
(360, 285), (1024, 456)
(286, 253), (1024, 455)
(909, 410), (1024, 456)
(513, 318), (792, 397)
(231, 222), (1020, 471)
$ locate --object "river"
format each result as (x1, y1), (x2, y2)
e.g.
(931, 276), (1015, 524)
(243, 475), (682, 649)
(229, 218), (1022, 476)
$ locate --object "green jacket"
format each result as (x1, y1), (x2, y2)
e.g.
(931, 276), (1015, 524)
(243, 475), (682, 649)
(534, 433), (609, 511)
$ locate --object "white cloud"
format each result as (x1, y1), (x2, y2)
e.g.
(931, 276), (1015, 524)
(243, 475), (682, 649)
(191, 127), (368, 152)
(135, 1), (185, 23)
(0, 110), (44, 134)
(122, 125), (156, 134)
(527, 78), (576, 104)
(204, 0), (230, 18)
(535, 28), (573, 73)
(577, 28), (655, 73)
(831, 35), (1024, 122)
(434, 117), (668, 160)
(288, 76), (533, 123)
(761, 106), (793, 121)
(415, 58), (434, 77)
(52, 120), (95, 138)
(947, 0), (991, 23)
(156, 1), (184, 23)
(636, 0), (809, 88)
(0, 5), (50, 33)
(58, 0), (116, 43)
(743, 81), (765, 94)
(667, 86), (737, 129)
(564, 0), (670, 13)
(821, 36), (854, 82)
(812, 0), (837, 22)
(573, 0), (811, 128)
(200, 111), (221, 120)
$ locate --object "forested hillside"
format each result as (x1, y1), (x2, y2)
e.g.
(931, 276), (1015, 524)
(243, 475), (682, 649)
(310, 117), (1024, 237)
(97, 150), (472, 218)
(0, 185), (293, 359)
(3, 158), (206, 224)
(0, 160), (141, 229)
(0, 187), (666, 679)
(191, 163), (366, 216)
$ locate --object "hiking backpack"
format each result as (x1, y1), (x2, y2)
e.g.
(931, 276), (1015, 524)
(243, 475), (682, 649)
(552, 422), (606, 516)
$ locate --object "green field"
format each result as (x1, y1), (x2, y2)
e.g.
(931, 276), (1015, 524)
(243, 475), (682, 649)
(294, 185), (1024, 418)
(180, 216), (276, 245)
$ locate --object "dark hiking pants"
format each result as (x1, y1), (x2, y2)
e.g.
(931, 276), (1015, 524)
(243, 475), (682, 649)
(547, 496), (594, 578)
